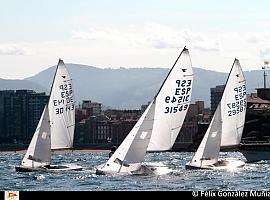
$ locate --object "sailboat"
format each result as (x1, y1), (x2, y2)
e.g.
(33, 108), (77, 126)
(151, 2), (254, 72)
(186, 58), (246, 170)
(96, 47), (193, 175)
(15, 59), (82, 172)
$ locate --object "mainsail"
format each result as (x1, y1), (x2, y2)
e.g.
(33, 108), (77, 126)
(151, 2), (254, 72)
(21, 104), (51, 168)
(49, 59), (75, 149)
(147, 47), (193, 151)
(220, 59), (246, 147)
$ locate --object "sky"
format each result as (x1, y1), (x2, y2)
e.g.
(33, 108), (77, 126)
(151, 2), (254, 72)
(1, 0), (270, 79)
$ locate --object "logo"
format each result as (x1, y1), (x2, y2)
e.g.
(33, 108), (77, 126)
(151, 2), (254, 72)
(181, 68), (187, 72)
(5, 191), (19, 200)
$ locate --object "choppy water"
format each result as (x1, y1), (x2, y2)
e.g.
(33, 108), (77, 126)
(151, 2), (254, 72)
(0, 151), (269, 191)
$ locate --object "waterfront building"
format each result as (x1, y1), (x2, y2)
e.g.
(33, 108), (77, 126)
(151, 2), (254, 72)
(0, 90), (49, 144)
(75, 99), (211, 150)
(210, 85), (225, 114)
(81, 100), (102, 116)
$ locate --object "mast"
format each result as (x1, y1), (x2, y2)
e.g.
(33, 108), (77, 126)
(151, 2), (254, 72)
(263, 60), (269, 88)
(48, 59), (60, 151)
(263, 64), (266, 89)
(48, 59), (61, 101)
(264, 69), (266, 89)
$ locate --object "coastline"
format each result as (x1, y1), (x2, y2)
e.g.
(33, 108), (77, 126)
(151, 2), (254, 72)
(0, 149), (110, 153)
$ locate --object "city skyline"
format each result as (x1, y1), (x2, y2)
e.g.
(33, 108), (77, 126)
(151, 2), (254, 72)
(1, 0), (270, 79)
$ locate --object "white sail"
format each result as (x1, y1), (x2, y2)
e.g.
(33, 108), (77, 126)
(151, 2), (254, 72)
(49, 59), (75, 149)
(220, 59), (246, 147)
(189, 103), (222, 167)
(100, 100), (156, 173)
(147, 47), (193, 151)
(21, 105), (51, 168)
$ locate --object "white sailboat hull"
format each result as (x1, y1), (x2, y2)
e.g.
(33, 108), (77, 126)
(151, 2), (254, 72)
(96, 168), (131, 175)
(95, 162), (140, 175)
(185, 158), (245, 170)
(15, 164), (82, 172)
(96, 162), (172, 176)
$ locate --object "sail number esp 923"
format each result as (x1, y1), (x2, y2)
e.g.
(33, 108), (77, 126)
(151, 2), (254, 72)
(164, 79), (192, 114)
(53, 82), (75, 115)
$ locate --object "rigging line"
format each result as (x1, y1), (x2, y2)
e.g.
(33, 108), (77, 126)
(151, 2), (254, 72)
(67, 124), (75, 128)
(183, 74), (194, 77)
(236, 124), (245, 129)
(63, 79), (72, 82)
(171, 125), (182, 130)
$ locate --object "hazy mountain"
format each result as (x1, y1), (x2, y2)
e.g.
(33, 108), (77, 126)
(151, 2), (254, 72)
(25, 64), (168, 109)
(1, 63), (265, 109)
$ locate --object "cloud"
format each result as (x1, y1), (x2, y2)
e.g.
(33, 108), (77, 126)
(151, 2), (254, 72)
(71, 23), (221, 53)
(72, 28), (124, 43)
(245, 32), (270, 44)
(139, 23), (221, 52)
(68, 23), (270, 69)
(0, 44), (30, 56)
(143, 23), (185, 49)
(191, 41), (220, 52)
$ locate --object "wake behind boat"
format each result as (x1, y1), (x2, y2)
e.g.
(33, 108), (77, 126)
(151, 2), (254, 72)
(137, 162), (173, 175)
(186, 158), (245, 170)
(186, 58), (246, 170)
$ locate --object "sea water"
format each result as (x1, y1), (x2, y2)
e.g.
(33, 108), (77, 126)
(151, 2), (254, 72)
(0, 151), (269, 191)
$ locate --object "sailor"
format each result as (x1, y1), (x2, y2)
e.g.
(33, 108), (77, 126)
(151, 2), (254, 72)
(109, 146), (117, 158)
